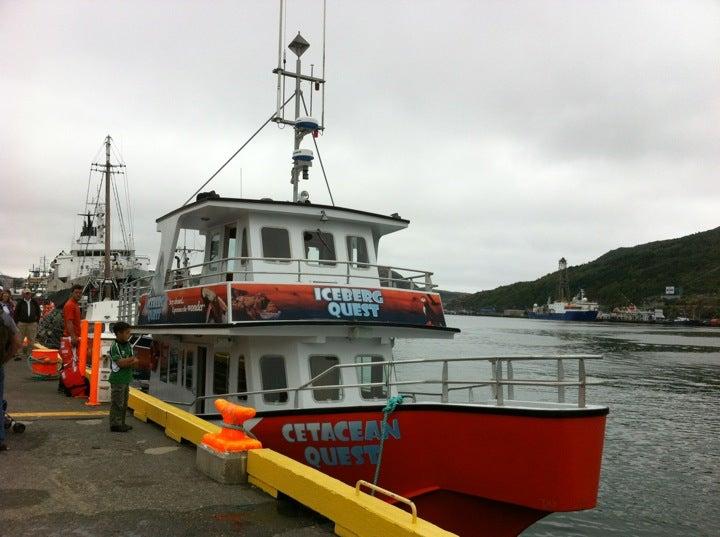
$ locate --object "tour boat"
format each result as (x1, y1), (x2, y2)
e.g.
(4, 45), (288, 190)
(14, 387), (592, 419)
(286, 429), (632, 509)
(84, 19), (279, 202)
(118, 21), (608, 537)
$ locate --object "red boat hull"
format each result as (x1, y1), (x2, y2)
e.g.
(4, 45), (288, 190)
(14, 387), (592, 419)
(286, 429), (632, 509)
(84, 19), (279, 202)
(249, 404), (607, 537)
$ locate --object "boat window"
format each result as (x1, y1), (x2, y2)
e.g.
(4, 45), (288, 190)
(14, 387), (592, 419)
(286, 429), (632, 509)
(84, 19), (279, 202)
(159, 351), (168, 382)
(261, 227), (291, 261)
(346, 236), (369, 268)
(303, 230), (336, 266)
(184, 349), (194, 391)
(196, 346), (207, 400)
(309, 355), (342, 401)
(169, 346), (179, 384)
(208, 232), (221, 272)
(355, 355), (387, 399)
(213, 352), (229, 395)
(224, 225), (237, 272)
(240, 228), (248, 265)
(260, 355), (288, 403)
(236, 355), (247, 401)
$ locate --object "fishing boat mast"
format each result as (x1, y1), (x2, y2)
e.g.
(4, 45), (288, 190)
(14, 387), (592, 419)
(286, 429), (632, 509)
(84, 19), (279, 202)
(91, 135), (125, 299)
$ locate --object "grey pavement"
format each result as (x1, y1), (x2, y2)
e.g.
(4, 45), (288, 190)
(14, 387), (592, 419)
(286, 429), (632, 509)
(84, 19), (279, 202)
(0, 358), (333, 537)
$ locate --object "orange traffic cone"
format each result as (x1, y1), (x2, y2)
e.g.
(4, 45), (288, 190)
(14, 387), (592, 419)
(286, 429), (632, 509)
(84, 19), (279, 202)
(201, 399), (262, 453)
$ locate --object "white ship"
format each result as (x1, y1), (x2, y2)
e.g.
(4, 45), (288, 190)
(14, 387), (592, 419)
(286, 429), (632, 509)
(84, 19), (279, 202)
(46, 136), (151, 298)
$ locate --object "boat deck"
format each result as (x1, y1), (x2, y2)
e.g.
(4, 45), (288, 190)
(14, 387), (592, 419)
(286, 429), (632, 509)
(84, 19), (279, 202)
(0, 358), (332, 537)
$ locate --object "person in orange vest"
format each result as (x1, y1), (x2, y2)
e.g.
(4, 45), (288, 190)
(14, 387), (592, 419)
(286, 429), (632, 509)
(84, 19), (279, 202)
(59, 285), (83, 393)
(63, 285), (83, 347)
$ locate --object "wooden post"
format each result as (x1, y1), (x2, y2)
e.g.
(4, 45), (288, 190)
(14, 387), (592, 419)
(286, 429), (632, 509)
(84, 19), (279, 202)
(86, 322), (102, 406)
(78, 320), (89, 373)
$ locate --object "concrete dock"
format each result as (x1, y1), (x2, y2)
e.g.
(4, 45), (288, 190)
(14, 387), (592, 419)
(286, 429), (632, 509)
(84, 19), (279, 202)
(0, 358), (333, 537)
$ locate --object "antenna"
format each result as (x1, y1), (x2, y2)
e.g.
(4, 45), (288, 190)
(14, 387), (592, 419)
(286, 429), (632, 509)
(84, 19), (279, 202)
(321, 0), (327, 128)
(272, 1), (328, 202)
(275, 0), (284, 118)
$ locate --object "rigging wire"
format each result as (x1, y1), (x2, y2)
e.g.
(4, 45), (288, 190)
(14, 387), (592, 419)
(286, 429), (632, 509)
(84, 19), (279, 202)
(112, 175), (130, 252)
(110, 143), (135, 251)
(300, 93), (335, 206)
(79, 170), (105, 272)
(182, 92), (296, 206)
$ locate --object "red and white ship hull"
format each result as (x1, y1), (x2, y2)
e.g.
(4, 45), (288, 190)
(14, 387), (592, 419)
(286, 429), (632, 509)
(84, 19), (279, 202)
(247, 403), (608, 537)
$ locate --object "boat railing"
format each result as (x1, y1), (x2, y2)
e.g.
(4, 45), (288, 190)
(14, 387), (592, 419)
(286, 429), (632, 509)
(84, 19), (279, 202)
(161, 354), (602, 412)
(117, 275), (153, 324)
(162, 255), (435, 291)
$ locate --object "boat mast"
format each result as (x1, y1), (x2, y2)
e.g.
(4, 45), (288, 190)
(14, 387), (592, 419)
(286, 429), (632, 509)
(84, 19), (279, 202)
(272, 0), (327, 203)
(104, 135), (112, 298)
(91, 135), (125, 299)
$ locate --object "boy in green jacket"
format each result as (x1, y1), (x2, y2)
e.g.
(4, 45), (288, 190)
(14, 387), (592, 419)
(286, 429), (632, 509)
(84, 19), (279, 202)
(108, 321), (138, 432)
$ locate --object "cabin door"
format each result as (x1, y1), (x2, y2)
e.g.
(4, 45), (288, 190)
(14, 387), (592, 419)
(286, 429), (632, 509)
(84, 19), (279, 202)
(196, 346), (207, 413)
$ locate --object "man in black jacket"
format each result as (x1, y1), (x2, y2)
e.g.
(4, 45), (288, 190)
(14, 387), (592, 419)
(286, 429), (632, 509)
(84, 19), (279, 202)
(14, 289), (41, 361)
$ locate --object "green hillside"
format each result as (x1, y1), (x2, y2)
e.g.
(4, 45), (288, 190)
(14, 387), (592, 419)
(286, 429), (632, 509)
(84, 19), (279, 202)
(451, 227), (720, 315)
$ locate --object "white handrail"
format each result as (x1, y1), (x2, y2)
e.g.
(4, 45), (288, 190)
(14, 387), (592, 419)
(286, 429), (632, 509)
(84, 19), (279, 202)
(162, 355), (602, 410)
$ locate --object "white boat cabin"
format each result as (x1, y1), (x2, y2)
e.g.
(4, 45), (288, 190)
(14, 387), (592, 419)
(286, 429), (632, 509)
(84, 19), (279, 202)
(119, 196), (456, 414)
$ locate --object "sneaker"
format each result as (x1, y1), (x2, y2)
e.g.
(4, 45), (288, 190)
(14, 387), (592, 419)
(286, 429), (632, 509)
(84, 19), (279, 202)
(13, 356), (20, 361)
(110, 425), (132, 433)
(0, 443), (8, 451)
(121, 425), (133, 432)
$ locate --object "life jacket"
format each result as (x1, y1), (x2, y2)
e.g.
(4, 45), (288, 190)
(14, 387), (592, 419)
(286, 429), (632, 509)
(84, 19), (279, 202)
(60, 365), (88, 397)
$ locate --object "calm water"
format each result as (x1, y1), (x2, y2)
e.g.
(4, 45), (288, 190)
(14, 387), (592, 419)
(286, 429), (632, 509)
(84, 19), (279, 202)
(394, 315), (720, 536)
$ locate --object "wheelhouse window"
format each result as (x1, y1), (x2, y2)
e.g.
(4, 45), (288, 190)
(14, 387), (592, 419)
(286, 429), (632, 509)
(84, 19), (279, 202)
(261, 227), (291, 261)
(347, 236), (369, 268)
(304, 230), (336, 266)
(213, 352), (229, 395)
(309, 355), (342, 401)
(240, 228), (249, 265)
(224, 225), (237, 272)
(208, 232), (221, 272)
(260, 355), (288, 403)
(356, 355), (387, 399)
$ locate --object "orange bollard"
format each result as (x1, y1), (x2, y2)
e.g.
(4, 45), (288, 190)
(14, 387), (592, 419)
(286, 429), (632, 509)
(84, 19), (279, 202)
(85, 322), (102, 406)
(78, 320), (89, 373)
(201, 399), (262, 452)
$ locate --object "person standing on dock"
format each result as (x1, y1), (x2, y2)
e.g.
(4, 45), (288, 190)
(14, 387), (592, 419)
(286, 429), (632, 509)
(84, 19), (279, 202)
(1, 308), (20, 452)
(0, 289), (15, 318)
(108, 321), (138, 433)
(62, 285), (83, 348)
(14, 289), (41, 362)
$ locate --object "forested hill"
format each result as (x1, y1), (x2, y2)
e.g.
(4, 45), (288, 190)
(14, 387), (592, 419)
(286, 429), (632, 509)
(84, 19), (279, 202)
(450, 227), (720, 312)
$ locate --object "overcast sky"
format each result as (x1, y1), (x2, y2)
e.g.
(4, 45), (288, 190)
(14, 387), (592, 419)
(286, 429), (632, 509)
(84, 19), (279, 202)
(1, 0), (718, 292)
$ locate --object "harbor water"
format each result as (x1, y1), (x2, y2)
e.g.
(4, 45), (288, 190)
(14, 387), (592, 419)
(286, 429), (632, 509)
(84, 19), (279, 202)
(395, 315), (720, 536)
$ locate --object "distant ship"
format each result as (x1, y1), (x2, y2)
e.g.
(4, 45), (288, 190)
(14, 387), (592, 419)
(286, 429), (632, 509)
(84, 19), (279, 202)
(527, 258), (599, 321)
(46, 136), (151, 299)
(528, 291), (599, 321)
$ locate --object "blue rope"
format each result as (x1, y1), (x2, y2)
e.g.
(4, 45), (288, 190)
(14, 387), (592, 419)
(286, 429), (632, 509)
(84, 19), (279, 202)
(371, 395), (405, 492)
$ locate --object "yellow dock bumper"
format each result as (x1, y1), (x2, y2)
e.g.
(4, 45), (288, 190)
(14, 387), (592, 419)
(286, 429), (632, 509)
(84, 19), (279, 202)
(247, 449), (457, 537)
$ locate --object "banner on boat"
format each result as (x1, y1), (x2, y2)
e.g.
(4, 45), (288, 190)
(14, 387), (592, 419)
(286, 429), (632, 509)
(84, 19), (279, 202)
(137, 283), (445, 327)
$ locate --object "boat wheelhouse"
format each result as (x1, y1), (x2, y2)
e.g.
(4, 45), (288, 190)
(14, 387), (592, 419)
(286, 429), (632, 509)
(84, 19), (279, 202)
(120, 195), (454, 413)
(118, 19), (607, 537)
